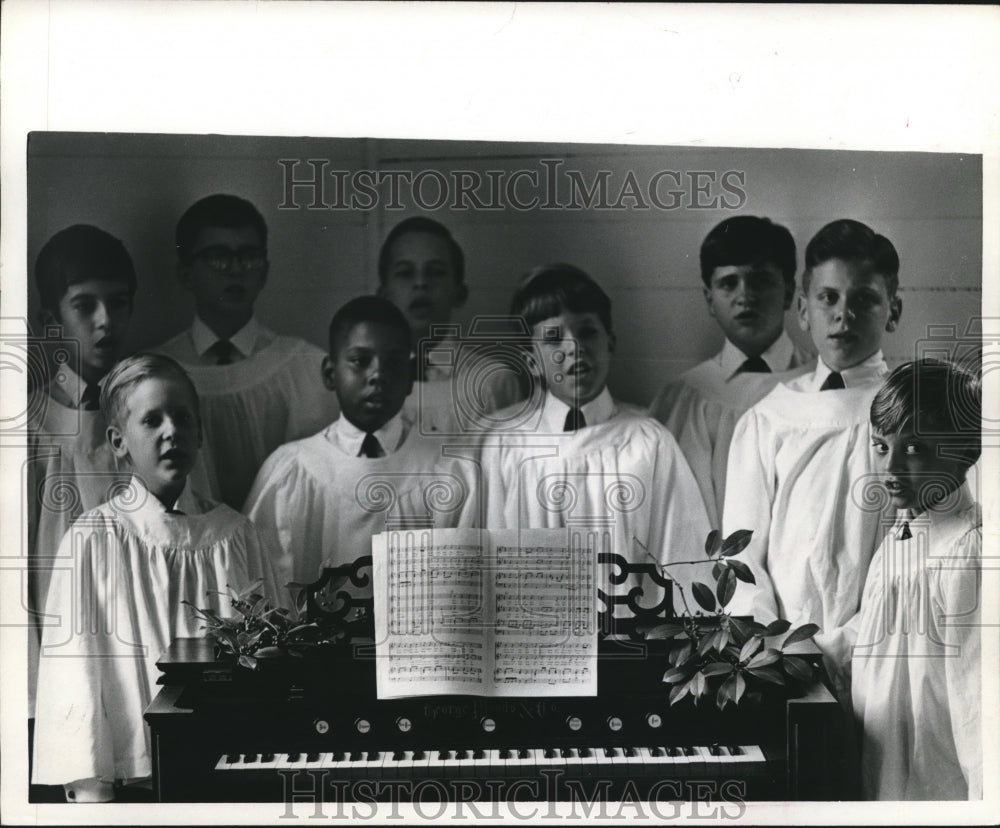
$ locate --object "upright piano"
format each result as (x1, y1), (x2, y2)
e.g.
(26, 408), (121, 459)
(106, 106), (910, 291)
(145, 555), (847, 803)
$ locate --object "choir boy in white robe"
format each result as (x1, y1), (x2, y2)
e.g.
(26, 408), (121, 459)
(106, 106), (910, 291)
(245, 296), (477, 598)
(723, 219), (903, 702)
(27, 225), (137, 723)
(851, 359), (982, 800)
(157, 194), (338, 509)
(377, 217), (524, 437)
(32, 354), (279, 802)
(649, 216), (813, 527)
(484, 264), (711, 613)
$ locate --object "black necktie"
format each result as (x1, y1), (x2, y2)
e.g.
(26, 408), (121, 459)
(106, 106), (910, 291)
(820, 371), (845, 391)
(898, 521), (912, 541)
(738, 356), (771, 374)
(81, 383), (101, 411)
(361, 433), (383, 458)
(207, 340), (238, 365)
(166, 508), (185, 516)
(564, 407), (586, 432)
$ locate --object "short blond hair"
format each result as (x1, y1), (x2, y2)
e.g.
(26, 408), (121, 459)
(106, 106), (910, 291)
(100, 353), (200, 428)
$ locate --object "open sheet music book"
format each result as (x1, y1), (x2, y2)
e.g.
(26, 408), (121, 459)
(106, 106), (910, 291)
(372, 528), (598, 699)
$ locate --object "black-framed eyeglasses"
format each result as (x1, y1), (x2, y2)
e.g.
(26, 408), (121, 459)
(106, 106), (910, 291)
(193, 246), (268, 273)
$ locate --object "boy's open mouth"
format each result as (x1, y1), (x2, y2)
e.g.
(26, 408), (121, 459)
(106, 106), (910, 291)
(160, 449), (186, 464)
(94, 336), (116, 353)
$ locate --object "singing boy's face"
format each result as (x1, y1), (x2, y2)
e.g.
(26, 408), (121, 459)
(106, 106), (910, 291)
(871, 425), (968, 515)
(45, 279), (132, 387)
(379, 232), (467, 343)
(108, 376), (202, 508)
(530, 311), (615, 408)
(798, 259), (901, 371)
(323, 321), (414, 434)
(179, 225), (269, 324)
(704, 263), (792, 358)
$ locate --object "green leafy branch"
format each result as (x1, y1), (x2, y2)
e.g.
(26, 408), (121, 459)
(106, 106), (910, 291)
(183, 580), (331, 671)
(640, 529), (820, 710)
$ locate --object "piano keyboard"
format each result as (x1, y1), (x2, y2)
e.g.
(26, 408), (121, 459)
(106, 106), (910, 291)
(214, 744), (768, 780)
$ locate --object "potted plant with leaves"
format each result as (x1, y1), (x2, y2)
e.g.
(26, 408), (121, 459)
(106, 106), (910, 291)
(641, 529), (820, 710)
(183, 581), (332, 672)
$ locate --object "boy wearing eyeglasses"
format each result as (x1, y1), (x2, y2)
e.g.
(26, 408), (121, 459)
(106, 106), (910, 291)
(156, 194), (338, 509)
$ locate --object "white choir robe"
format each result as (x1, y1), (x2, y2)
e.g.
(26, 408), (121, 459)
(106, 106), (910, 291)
(244, 417), (480, 602)
(402, 338), (526, 437)
(25, 380), (213, 716)
(722, 359), (892, 702)
(649, 334), (814, 528)
(157, 324), (339, 510)
(483, 390), (712, 616)
(850, 486), (982, 800)
(32, 477), (279, 791)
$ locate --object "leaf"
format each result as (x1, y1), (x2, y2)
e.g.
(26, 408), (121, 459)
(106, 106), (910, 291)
(747, 648), (781, 669)
(747, 666), (785, 685)
(716, 674), (737, 710)
(255, 646), (284, 659)
(641, 622), (686, 640)
(782, 623), (821, 648)
(732, 672), (747, 704)
(716, 568), (737, 608)
(720, 529), (753, 557)
(704, 529), (722, 557)
(701, 661), (733, 677)
(782, 656), (815, 682)
(697, 633), (718, 656)
(237, 654), (258, 670)
(711, 562), (723, 580)
(689, 672), (706, 699)
(764, 619), (791, 637)
(692, 582), (716, 612)
(715, 626), (730, 652)
(669, 683), (690, 706)
(738, 637), (762, 663)
(728, 616), (749, 645)
(663, 666), (696, 684)
(675, 642), (696, 667)
(728, 559), (756, 584)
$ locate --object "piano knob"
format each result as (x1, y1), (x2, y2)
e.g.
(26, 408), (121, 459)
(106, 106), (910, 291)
(646, 713), (663, 729)
(314, 719), (330, 735)
(606, 716), (623, 732)
(481, 717), (496, 733)
(566, 716), (583, 732)
(355, 718), (372, 734)
(396, 717), (412, 733)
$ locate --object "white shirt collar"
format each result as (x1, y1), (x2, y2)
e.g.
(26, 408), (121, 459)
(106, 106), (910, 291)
(809, 350), (888, 391)
(190, 314), (261, 359)
(52, 363), (97, 408)
(122, 474), (202, 515)
(717, 332), (797, 380)
(894, 481), (975, 531)
(541, 387), (615, 433)
(329, 413), (406, 457)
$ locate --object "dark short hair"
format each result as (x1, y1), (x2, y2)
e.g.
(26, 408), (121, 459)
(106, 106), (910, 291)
(377, 217), (465, 285)
(870, 358), (981, 466)
(175, 194), (268, 265)
(35, 224), (137, 316)
(510, 263), (613, 335)
(699, 215), (797, 288)
(101, 352), (199, 430)
(803, 219), (899, 295)
(328, 295), (413, 356)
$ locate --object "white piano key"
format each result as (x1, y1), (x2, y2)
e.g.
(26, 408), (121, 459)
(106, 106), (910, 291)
(728, 744), (768, 777)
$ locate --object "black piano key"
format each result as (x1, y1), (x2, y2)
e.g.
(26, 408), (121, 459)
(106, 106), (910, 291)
(350, 751), (364, 761)
(392, 750), (406, 761)
(517, 749), (529, 760)
(455, 750), (468, 760)
(561, 748), (574, 758)
(710, 743), (722, 756)
(306, 752), (320, 763)
(604, 747), (618, 758)
(650, 747), (665, 757)
(243, 753), (259, 764)
(499, 749), (511, 759)
(368, 751), (381, 761)
(438, 750), (451, 760)
(412, 750), (425, 761)
(543, 748), (556, 759)
(226, 753), (240, 764)
(472, 749), (485, 760)
(287, 753), (300, 763)
(579, 747), (592, 758)
(623, 747), (636, 758)
(332, 752), (345, 762)
(261, 753), (275, 763)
